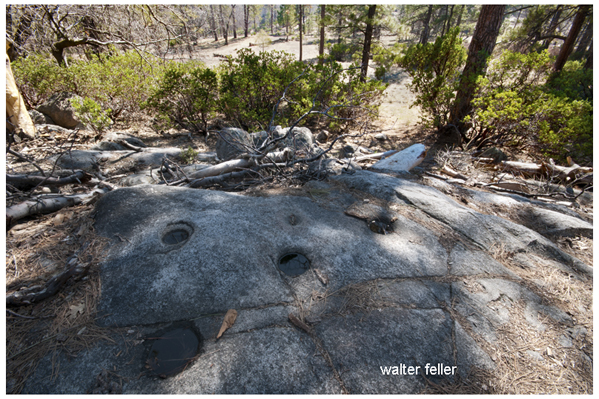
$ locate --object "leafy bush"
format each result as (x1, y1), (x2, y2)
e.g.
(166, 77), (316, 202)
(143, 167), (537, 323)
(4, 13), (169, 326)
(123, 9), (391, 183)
(70, 96), (112, 134)
(12, 50), (162, 121)
(546, 60), (593, 102)
(469, 51), (592, 162)
(398, 27), (467, 128)
(372, 43), (403, 81)
(327, 41), (361, 62)
(145, 61), (218, 133)
(218, 49), (306, 130)
(219, 48), (386, 132)
(11, 53), (72, 105)
(180, 146), (199, 164)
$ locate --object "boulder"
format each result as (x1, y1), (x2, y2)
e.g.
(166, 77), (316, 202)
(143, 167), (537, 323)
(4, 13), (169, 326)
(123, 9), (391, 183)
(480, 147), (508, 163)
(277, 126), (317, 155)
(215, 127), (254, 161)
(28, 109), (55, 125)
(316, 130), (329, 143)
(36, 92), (83, 129)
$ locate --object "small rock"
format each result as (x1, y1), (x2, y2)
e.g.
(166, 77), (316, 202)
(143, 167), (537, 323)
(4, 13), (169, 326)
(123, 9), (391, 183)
(566, 325), (587, 339)
(374, 133), (387, 141)
(526, 350), (545, 362)
(316, 131), (329, 143)
(480, 147), (508, 163)
(558, 334), (573, 348)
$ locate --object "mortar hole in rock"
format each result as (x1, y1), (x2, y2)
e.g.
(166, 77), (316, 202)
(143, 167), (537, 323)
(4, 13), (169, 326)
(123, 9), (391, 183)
(163, 229), (190, 245)
(146, 328), (200, 377)
(278, 253), (311, 277)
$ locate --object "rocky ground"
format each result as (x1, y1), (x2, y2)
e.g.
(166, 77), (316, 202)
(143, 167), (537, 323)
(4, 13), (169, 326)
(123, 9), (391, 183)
(6, 35), (593, 394)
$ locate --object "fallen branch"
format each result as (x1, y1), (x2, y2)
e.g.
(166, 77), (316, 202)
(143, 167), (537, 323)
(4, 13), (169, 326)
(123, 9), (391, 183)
(7, 241), (91, 307)
(189, 170), (254, 188)
(440, 165), (468, 181)
(7, 260), (89, 306)
(187, 158), (253, 180)
(119, 140), (144, 152)
(6, 186), (112, 228)
(7, 170), (93, 190)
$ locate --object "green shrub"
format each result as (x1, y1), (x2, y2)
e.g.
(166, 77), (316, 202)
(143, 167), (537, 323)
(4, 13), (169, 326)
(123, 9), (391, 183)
(180, 146), (199, 164)
(218, 49), (306, 130)
(219, 48), (387, 132)
(398, 27), (467, 128)
(12, 50), (163, 121)
(11, 53), (72, 105)
(70, 96), (112, 134)
(372, 43), (403, 81)
(469, 51), (592, 162)
(546, 60), (593, 102)
(145, 61), (218, 133)
(327, 41), (360, 62)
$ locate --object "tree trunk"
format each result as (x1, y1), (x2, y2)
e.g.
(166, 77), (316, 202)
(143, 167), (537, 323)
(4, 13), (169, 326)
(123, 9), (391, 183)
(444, 5), (455, 36)
(210, 5), (218, 41)
(360, 5), (377, 82)
(319, 5), (325, 64)
(299, 5), (303, 61)
(244, 5), (249, 37)
(270, 5), (274, 34)
(554, 5), (590, 72)
(231, 5), (237, 39)
(541, 5), (563, 50)
(219, 5), (228, 45)
(447, 5), (505, 142)
(456, 5), (464, 28)
(420, 5), (433, 45)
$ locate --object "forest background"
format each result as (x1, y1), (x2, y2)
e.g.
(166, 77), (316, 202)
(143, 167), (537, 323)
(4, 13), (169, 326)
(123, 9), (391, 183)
(7, 4), (593, 164)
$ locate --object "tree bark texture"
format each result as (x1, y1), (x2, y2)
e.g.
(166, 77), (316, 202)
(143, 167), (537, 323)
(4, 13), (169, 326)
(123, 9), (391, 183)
(231, 5), (237, 39)
(244, 5), (249, 37)
(449, 5), (505, 139)
(360, 5), (377, 82)
(219, 5), (228, 45)
(210, 5), (218, 41)
(299, 5), (303, 61)
(6, 52), (36, 139)
(554, 5), (590, 72)
(420, 5), (433, 45)
(319, 5), (325, 64)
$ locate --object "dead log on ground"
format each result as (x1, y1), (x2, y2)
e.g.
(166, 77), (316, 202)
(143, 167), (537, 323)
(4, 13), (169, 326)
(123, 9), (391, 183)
(7, 256), (90, 306)
(119, 140), (144, 152)
(7, 170), (94, 190)
(6, 186), (112, 228)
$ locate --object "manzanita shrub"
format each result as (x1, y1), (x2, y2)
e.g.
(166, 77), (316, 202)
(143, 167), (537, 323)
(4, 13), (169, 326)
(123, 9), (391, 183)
(398, 27), (467, 129)
(144, 61), (218, 133)
(12, 50), (163, 121)
(14, 48), (386, 134)
(469, 51), (592, 162)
